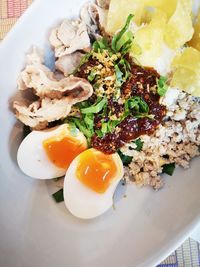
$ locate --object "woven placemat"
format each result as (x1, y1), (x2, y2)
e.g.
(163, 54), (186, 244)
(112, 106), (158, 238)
(0, 0), (32, 40)
(0, 1), (200, 266)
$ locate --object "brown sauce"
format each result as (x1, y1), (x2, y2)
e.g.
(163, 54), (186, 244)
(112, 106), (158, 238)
(77, 59), (166, 154)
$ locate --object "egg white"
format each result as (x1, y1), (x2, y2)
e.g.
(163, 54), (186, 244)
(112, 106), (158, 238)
(17, 124), (87, 179)
(64, 149), (124, 219)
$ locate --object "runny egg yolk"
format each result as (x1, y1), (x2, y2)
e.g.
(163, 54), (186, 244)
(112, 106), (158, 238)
(43, 134), (86, 169)
(76, 149), (117, 194)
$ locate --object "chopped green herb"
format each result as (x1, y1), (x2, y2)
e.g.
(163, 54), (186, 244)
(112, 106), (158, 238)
(119, 58), (131, 80)
(77, 100), (90, 109)
(74, 52), (92, 73)
(23, 125), (31, 139)
(133, 138), (144, 151)
(70, 118), (93, 139)
(52, 188), (64, 203)
(88, 70), (96, 82)
(115, 64), (124, 87)
(111, 14), (134, 54)
(118, 150), (133, 166)
(92, 38), (110, 52)
(81, 97), (107, 114)
(101, 121), (108, 135)
(162, 163), (175, 176)
(125, 96), (149, 114)
(157, 76), (168, 97)
(84, 113), (95, 134)
(95, 129), (104, 138)
(68, 121), (78, 137)
(107, 119), (121, 133)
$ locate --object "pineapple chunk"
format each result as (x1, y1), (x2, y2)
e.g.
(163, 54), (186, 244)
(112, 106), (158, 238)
(171, 47), (200, 96)
(144, 0), (177, 18)
(164, 0), (194, 49)
(131, 9), (167, 67)
(106, 0), (144, 34)
(188, 13), (200, 51)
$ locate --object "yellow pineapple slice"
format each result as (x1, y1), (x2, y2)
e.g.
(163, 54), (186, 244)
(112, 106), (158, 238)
(144, 0), (177, 18)
(164, 0), (194, 49)
(106, 0), (144, 34)
(171, 47), (200, 96)
(188, 13), (200, 51)
(131, 9), (167, 66)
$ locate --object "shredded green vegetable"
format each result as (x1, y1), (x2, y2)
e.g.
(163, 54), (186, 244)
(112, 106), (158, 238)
(133, 138), (144, 151)
(124, 96), (149, 114)
(118, 150), (133, 166)
(157, 76), (168, 97)
(111, 14), (134, 54)
(80, 97), (107, 114)
(162, 163), (176, 176)
(52, 188), (64, 203)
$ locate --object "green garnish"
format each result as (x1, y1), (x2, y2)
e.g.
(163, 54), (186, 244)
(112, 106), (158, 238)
(70, 118), (93, 139)
(114, 58), (131, 90)
(111, 14), (134, 54)
(118, 150), (133, 166)
(23, 125), (31, 139)
(157, 76), (168, 97)
(114, 64), (124, 87)
(52, 188), (64, 203)
(80, 97), (107, 114)
(68, 121), (78, 137)
(84, 113), (95, 132)
(88, 70), (96, 82)
(92, 38), (110, 52)
(125, 96), (149, 114)
(133, 138), (144, 151)
(74, 52), (92, 73)
(162, 163), (175, 176)
(101, 121), (109, 135)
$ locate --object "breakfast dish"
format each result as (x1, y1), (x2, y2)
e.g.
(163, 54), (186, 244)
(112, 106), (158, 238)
(12, 0), (200, 219)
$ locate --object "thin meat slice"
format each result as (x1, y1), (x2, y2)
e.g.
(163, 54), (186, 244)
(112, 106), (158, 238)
(18, 49), (93, 100)
(81, 2), (108, 39)
(55, 52), (84, 76)
(96, 0), (110, 9)
(13, 98), (72, 130)
(13, 48), (93, 130)
(49, 19), (91, 57)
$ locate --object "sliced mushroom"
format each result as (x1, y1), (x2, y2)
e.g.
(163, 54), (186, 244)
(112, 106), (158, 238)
(49, 19), (91, 57)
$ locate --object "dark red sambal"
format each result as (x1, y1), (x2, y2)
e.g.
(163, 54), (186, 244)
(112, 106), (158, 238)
(91, 64), (166, 154)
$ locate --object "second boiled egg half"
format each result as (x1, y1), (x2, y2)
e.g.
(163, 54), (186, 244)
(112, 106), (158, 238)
(64, 148), (124, 219)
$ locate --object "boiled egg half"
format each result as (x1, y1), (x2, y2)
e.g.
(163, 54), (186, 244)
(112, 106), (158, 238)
(17, 124), (87, 179)
(64, 148), (124, 219)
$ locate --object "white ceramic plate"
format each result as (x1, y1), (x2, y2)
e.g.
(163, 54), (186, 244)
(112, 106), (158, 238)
(0, 1), (200, 266)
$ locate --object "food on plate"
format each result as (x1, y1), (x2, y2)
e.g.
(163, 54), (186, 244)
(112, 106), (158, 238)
(49, 19), (91, 57)
(189, 12), (200, 51)
(131, 9), (167, 68)
(106, 0), (144, 34)
(12, 0), (200, 219)
(171, 47), (200, 97)
(164, 0), (194, 49)
(17, 124), (87, 179)
(13, 48), (93, 129)
(64, 148), (123, 219)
